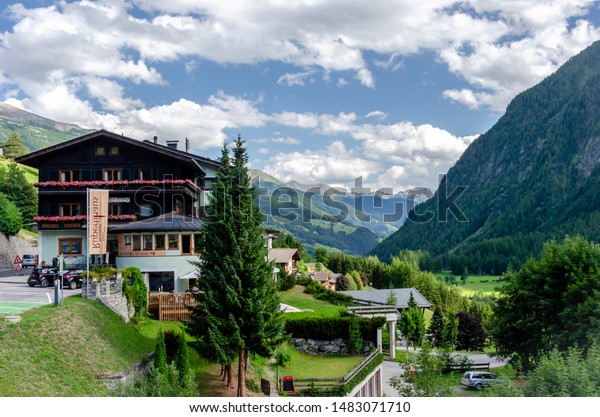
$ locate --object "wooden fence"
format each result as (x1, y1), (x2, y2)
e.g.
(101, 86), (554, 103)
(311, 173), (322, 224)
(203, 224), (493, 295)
(148, 292), (197, 321)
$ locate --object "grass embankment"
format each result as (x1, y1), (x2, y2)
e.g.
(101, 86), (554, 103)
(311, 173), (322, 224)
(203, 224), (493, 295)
(0, 296), (155, 396)
(460, 274), (505, 296)
(0, 159), (38, 183)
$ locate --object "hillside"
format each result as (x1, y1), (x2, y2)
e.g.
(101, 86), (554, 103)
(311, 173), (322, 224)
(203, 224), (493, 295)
(371, 40), (600, 273)
(0, 296), (154, 396)
(251, 169), (407, 255)
(0, 103), (90, 152)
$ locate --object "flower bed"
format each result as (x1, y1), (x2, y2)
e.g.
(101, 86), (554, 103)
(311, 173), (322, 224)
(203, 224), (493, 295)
(34, 179), (202, 191)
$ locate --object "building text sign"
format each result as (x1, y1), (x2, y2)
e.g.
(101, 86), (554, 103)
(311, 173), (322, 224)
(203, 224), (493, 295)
(88, 189), (109, 255)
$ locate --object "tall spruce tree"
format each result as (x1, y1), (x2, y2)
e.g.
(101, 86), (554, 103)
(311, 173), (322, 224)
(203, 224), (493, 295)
(187, 143), (241, 389)
(230, 136), (284, 396)
(2, 132), (28, 158)
(187, 137), (283, 397)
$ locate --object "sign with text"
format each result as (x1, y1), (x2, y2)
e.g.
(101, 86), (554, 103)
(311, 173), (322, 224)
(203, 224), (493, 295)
(88, 189), (109, 255)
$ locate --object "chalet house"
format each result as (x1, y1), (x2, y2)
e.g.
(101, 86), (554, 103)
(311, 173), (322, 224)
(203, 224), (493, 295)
(16, 130), (219, 293)
(268, 248), (301, 276)
(309, 271), (336, 291)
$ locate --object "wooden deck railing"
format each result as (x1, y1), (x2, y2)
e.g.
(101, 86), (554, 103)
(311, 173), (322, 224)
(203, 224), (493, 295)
(148, 292), (197, 321)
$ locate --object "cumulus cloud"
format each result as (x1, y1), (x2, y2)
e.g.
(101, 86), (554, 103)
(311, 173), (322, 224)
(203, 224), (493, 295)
(0, 0), (599, 191)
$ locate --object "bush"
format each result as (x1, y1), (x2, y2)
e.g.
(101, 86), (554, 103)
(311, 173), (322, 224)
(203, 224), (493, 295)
(277, 270), (296, 291)
(122, 266), (148, 317)
(0, 193), (22, 236)
(303, 280), (353, 305)
(335, 274), (350, 291)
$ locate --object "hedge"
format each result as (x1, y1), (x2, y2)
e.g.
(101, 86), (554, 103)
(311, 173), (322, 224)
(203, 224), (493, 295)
(284, 315), (386, 342)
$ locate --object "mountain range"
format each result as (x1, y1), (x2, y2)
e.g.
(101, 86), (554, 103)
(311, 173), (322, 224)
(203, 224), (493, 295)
(0, 103), (91, 152)
(371, 40), (600, 274)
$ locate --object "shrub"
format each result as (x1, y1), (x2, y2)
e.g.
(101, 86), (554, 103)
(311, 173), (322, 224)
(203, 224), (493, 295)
(335, 274), (350, 291)
(0, 193), (22, 236)
(303, 280), (353, 305)
(277, 270), (296, 291)
(122, 266), (148, 317)
(284, 315), (386, 341)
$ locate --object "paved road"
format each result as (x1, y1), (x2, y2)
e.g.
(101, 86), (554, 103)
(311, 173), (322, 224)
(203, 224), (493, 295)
(0, 269), (80, 314)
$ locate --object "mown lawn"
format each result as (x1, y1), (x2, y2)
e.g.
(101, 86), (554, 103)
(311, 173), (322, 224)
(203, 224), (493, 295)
(278, 343), (364, 379)
(278, 285), (345, 318)
(460, 274), (505, 296)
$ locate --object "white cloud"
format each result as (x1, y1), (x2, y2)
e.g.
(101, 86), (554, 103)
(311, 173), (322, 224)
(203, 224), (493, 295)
(264, 140), (381, 185)
(277, 71), (314, 87)
(366, 110), (387, 120)
(355, 68), (375, 88)
(272, 137), (301, 145)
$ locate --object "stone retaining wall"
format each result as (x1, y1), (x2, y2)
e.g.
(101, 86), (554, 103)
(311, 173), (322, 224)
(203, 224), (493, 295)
(291, 337), (374, 356)
(82, 277), (133, 323)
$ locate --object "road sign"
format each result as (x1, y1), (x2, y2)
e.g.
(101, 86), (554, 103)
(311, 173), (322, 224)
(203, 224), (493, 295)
(14, 255), (22, 264)
(15, 264), (22, 271)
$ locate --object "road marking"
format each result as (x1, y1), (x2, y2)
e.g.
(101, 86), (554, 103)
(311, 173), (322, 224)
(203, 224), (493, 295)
(46, 293), (52, 303)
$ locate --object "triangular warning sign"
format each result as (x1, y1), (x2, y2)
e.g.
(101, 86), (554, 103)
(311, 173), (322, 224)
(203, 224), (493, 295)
(14, 255), (22, 264)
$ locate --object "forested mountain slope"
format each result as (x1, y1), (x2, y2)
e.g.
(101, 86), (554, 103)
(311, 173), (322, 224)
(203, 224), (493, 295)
(371, 40), (600, 274)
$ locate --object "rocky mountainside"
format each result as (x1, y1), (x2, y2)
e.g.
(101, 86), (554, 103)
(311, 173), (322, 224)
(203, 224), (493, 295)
(0, 103), (90, 152)
(371, 40), (600, 273)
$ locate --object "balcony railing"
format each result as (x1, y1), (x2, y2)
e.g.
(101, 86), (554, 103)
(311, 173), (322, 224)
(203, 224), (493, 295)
(33, 214), (137, 222)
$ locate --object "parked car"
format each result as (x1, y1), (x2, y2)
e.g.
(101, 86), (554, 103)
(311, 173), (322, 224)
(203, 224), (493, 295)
(21, 254), (37, 268)
(461, 371), (502, 390)
(60, 269), (85, 290)
(27, 267), (60, 288)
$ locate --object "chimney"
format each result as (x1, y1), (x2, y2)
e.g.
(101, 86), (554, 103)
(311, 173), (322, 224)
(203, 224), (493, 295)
(153, 135), (158, 144)
(166, 140), (179, 150)
(185, 137), (190, 153)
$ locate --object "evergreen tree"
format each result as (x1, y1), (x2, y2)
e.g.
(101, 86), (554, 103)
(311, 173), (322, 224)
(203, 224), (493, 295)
(187, 137), (284, 397)
(2, 132), (28, 158)
(154, 330), (169, 381)
(428, 306), (447, 347)
(174, 335), (191, 388)
(385, 289), (398, 307)
(230, 135), (285, 396)
(187, 142), (240, 390)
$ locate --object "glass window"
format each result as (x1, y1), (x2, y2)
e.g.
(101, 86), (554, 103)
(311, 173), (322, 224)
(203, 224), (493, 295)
(138, 168), (153, 180)
(95, 146), (105, 156)
(103, 168), (123, 181)
(108, 203), (122, 216)
(168, 234), (179, 249)
(109, 146), (119, 155)
(60, 203), (81, 216)
(155, 234), (165, 250)
(193, 233), (202, 253)
(58, 238), (83, 255)
(132, 235), (141, 251)
(124, 235), (132, 245)
(143, 235), (153, 250)
(139, 204), (153, 217)
(60, 170), (80, 182)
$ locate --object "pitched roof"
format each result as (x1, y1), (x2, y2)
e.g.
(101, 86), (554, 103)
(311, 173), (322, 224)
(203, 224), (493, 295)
(109, 211), (202, 232)
(15, 129), (219, 171)
(268, 248), (300, 263)
(309, 271), (331, 282)
(338, 288), (432, 309)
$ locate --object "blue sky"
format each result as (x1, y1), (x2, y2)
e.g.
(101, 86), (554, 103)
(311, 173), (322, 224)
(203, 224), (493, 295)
(1, 1), (600, 192)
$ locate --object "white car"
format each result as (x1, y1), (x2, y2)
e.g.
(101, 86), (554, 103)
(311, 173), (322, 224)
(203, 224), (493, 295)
(21, 254), (37, 268)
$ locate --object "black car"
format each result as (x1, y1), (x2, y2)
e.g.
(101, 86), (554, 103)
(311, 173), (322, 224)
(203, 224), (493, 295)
(59, 269), (85, 290)
(27, 267), (60, 288)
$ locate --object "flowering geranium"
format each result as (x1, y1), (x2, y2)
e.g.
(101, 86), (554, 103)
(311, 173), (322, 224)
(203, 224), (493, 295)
(33, 214), (138, 222)
(34, 179), (202, 191)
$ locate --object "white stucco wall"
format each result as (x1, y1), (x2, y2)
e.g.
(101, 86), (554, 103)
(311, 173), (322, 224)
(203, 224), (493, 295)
(116, 255), (198, 293)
